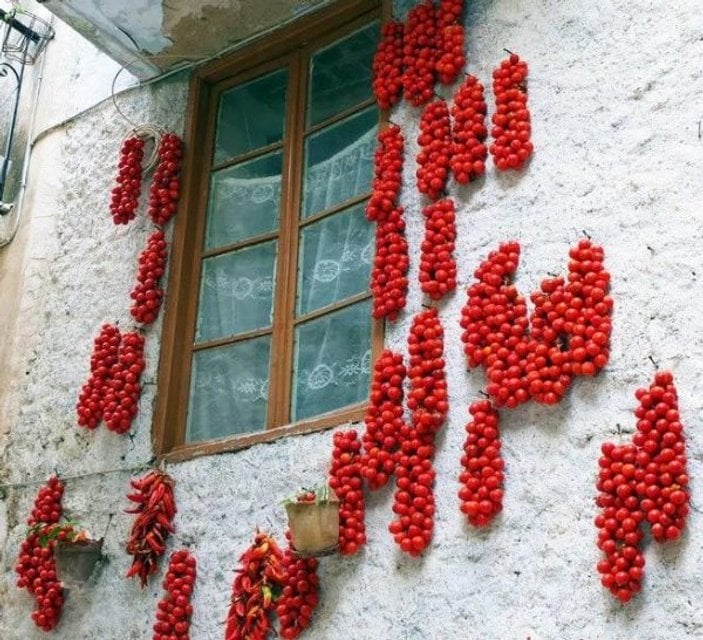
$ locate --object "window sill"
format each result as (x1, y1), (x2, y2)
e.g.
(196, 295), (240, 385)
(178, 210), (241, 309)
(157, 402), (366, 463)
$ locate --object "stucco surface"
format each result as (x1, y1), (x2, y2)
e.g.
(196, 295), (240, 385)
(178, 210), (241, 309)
(3, 0), (703, 638)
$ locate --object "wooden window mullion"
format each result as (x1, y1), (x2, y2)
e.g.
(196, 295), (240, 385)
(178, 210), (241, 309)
(267, 51), (308, 428)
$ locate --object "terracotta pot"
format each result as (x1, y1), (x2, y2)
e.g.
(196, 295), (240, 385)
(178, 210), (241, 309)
(285, 497), (340, 557)
(54, 538), (104, 589)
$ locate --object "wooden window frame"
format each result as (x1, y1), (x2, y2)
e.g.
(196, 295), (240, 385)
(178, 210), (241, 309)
(154, 0), (390, 462)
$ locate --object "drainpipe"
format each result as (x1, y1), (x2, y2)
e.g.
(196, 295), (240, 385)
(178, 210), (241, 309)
(0, 14), (52, 248)
(0, 59), (24, 204)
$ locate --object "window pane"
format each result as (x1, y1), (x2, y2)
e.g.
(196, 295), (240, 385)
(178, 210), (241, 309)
(196, 241), (277, 343)
(292, 300), (372, 421)
(186, 336), (271, 442)
(205, 151), (283, 250)
(296, 202), (374, 315)
(302, 105), (377, 218)
(214, 68), (288, 164)
(307, 21), (379, 127)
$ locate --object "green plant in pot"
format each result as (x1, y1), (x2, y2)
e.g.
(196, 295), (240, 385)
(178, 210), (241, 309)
(283, 485), (339, 557)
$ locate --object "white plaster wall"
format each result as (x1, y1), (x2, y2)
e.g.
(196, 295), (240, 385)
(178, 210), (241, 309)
(3, 0), (703, 639)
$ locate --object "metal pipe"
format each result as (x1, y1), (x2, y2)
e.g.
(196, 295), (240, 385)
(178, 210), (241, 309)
(0, 15), (52, 248)
(0, 8), (41, 43)
(0, 59), (22, 204)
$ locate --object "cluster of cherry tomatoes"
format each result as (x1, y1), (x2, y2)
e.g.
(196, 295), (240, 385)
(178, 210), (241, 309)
(595, 442), (645, 603)
(372, 1), (467, 107)
(361, 349), (406, 490)
(402, 1), (439, 106)
(595, 372), (689, 603)
(407, 307), (448, 437)
(460, 239), (612, 409)
(152, 550), (196, 640)
(367, 125), (404, 222)
(76, 323), (121, 429)
(451, 74), (488, 183)
(435, 0), (465, 84)
(130, 230), (169, 325)
(371, 21), (404, 110)
(419, 198), (457, 300)
(329, 430), (366, 556)
(389, 429), (437, 557)
(102, 331), (146, 434)
(416, 99), (452, 200)
(632, 371), (689, 542)
(489, 53), (533, 170)
(368, 125), (409, 321)
(458, 399), (504, 527)
(370, 206), (408, 321)
(148, 133), (183, 226)
(15, 477), (65, 631)
(277, 542), (320, 639)
(110, 136), (144, 224)
(388, 308), (446, 556)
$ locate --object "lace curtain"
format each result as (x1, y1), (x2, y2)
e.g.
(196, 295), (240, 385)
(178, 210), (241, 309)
(187, 128), (376, 442)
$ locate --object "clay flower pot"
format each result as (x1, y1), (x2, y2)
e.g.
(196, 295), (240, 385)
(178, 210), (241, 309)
(54, 538), (104, 589)
(285, 485), (339, 557)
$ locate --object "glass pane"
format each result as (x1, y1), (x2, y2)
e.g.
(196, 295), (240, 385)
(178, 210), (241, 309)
(186, 336), (271, 442)
(205, 151), (283, 249)
(196, 241), (277, 342)
(296, 202), (374, 315)
(292, 300), (372, 421)
(302, 105), (377, 218)
(214, 68), (288, 164)
(307, 21), (379, 126)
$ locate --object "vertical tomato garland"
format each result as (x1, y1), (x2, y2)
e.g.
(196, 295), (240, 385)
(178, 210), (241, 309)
(329, 430), (366, 556)
(370, 208), (409, 321)
(368, 124), (408, 322)
(225, 532), (285, 640)
(416, 99), (452, 200)
(130, 230), (169, 325)
(528, 239), (612, 404)
(366, 125), (404, 223)
(372, 21), (404, 109)
(490, 52), (533, 171)
(110, 136), (145, 225)
(277, 538), (320, 639)
(633, 371), (689, 542)
(435, 0), (466, 84)
(102, 331), (146, 434)
(595, 443), (645, 603)
(152, 550), (197, 640)
(402, 1), (439, 107)
(76, 323), (121, 429)
(389, 308), (446, 556)
(419, 198), (457, 300)
(15, 476), (65, 631)
(458, 400), (504, 526)
(450, 74), (488, 184)
(148, 132), (183, 226)
(125, 470), (177, 587)
(361, 349), (406, 490)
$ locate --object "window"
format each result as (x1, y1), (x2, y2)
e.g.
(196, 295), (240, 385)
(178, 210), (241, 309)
(155, 0), (387, 459)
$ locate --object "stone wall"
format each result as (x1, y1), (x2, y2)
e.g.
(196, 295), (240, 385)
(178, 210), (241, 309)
(2, 0), (703, 638)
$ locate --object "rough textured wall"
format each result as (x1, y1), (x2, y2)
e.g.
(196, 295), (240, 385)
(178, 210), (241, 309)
(3, 0), (703, 638)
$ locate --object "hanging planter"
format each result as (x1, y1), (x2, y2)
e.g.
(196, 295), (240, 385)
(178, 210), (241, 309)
(284, 485), (339, 557)
(35, 522), (104, 589)
(55, 537), (104, 589)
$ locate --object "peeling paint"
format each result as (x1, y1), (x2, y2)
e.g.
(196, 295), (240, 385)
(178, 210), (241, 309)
(153, 0), (328, 68)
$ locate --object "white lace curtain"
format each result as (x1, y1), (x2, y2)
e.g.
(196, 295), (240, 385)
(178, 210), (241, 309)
(187, 128), (376, 442)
